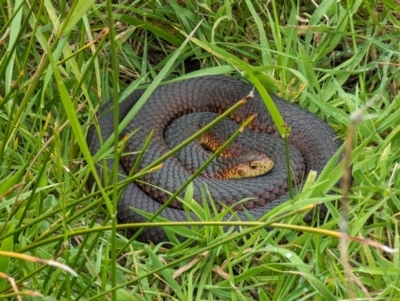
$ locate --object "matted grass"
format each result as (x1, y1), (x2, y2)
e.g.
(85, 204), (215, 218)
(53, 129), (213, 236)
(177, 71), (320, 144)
(0, 0), (399, 300)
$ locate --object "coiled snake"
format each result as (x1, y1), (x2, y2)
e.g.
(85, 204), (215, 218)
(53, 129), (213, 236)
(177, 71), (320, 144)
(86, 76), (341, 243)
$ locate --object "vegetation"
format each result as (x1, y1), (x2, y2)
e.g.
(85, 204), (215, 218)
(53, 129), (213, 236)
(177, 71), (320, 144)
(0, 0), (399, 300)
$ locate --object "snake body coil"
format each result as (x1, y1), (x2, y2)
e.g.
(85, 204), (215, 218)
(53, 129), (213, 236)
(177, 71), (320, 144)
(87, 76), (341, 243)
(165, 112), (277, 180)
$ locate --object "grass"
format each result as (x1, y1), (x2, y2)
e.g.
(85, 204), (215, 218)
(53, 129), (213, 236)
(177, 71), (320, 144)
(0, 0), (399, 300)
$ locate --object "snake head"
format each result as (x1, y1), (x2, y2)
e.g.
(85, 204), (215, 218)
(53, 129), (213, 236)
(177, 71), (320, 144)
(227, 151), (274, 179)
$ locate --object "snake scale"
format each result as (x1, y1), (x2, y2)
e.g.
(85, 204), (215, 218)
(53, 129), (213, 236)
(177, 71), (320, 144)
(86, 76), (341, 243)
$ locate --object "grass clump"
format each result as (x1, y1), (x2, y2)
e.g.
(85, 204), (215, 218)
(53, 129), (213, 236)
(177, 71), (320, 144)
(0, 0), (399, 300)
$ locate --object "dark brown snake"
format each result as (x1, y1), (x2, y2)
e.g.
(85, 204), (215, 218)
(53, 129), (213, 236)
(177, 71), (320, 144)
(86, 76), (342, 243)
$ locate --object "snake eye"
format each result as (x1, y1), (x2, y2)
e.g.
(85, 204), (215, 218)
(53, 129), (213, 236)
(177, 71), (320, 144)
(249, 163), (257, 169)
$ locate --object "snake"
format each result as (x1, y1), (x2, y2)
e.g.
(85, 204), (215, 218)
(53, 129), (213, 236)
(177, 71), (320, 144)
(86, 76), (342, 243)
